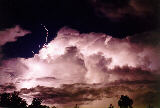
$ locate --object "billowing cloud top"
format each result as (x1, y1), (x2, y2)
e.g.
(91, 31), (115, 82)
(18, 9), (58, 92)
(0, 27), (160, 108)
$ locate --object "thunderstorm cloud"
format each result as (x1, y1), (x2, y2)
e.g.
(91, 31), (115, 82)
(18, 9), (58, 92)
(0, 27), (160, 108)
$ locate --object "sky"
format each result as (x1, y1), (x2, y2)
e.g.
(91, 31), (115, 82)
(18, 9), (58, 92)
(0, 0), (160, 108)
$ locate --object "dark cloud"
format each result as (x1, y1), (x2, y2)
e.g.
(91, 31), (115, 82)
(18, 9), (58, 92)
(19, 84), (121, 105)
(36, 77), (57, 81)
(108, 66), (157, 81)
(128, 30), (160, 47)
(19, 81), (160, 107)
(111, 79), (157, 85)
(89, 0), (159, 21)
(135, 91), (160, 105)
(0, 83), (16, 93)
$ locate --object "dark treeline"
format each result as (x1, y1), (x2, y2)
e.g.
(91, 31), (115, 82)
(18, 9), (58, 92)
(0, 91), (153, 108)
(0, 91), (50, 108)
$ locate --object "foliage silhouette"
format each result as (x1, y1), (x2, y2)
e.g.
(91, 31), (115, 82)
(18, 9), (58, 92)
(51, 106), (57, 108)
(74, 104), (79, 108)
(108, 104), (114, 108)
(0, 92), (138, 108)
(28, 98), (49, 108)
(0, 92), (11, 107)
(0, 92), (50, 108)
(0, 92), (27, 108)
(118, 95), (133, 108)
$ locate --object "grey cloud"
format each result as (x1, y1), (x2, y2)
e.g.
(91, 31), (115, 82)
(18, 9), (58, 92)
(19, 82), (160, 107)
(0, 83), (16, 93)
(36, 77), (57, 81)
(108, 66), (156, 81)
(0, 25), (30, 46)
(0, 26), (30, 61)
(0, 58), (28, 85)
(19, 84), (121, 105)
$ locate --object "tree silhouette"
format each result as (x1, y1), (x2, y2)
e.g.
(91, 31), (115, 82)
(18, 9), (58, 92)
(74, 104), (79, 108)
(0, 92), (27, 108)
(108, 104), (114, 108)
(0, 92), (11, 107)
(0, 92), (51, 108)
(10, 92), (27, 108)
(28, 98), (49, 108)
(51, 106), (57, 108)
(148, 104), (154, 108)
(118, 95), (133, 108)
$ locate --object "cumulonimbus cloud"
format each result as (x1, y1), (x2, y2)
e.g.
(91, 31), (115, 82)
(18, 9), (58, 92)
(0, 27), (160, 107)
(1, 27), (160, 88)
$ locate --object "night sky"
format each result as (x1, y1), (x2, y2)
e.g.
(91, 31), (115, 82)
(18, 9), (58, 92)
(0, 0), (160, 108)
(1, 0), (159, 58)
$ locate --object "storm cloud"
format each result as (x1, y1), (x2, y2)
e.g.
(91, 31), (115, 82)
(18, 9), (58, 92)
(19, 82), (160, 107)
(0, 27), (159, 107)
